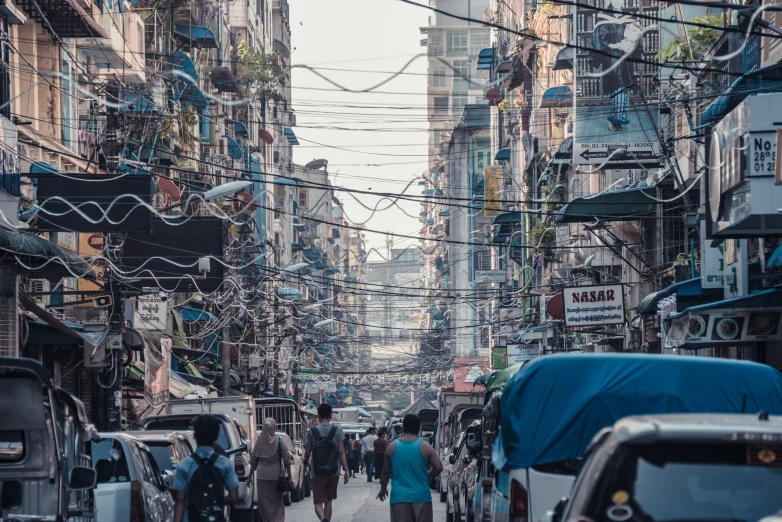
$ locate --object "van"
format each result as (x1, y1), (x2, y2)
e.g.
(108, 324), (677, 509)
(0, 357), (97, 521)
(491, 354), (782, 522)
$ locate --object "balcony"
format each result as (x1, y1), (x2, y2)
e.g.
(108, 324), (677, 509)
(78, 5), (145, 81)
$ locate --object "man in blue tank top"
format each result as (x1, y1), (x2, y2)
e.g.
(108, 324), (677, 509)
(376, 414), (443, 522)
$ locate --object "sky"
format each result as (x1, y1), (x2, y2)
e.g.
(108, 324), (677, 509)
(289, 0), (430, 261)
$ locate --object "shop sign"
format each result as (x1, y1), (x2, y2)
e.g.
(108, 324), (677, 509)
(507, 342), (540, 365)
(673, 308), (782, 346)
(563, 284), (625, 326)
(491, 347), (507, 369)
(748, 132), (777, 177)
(701, 221), (725, 289)
(133, 295), (168, 331)
(484, 166), (502, 217)
(145, 337), (170, 407)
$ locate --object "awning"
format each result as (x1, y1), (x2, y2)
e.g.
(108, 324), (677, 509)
(277, 287), (302, 300)
(769, 242), (782, 269)
(174, 24), (219, 49)
(670, 286), (782, 318)
(16, 0), (106, 38)
(539, 86), (572, 108)
(233, 121), (249, 136)
(552, 47), (574, 71)
(23, 296), (109, 349)
(555, 186), (656, 224)
(636, 277), (709, 315)
(550, 137), (572, 164)
(477, 48), (494, 70)
(495, 60), (512, 74)
(179, 306), (216, 322)
(284, 128), (299, 145)
(223, 135), (244, 160)
(700, 62), (782, 129)
(0, 226), (91, 278)
(172, 51), (198, 83)
(495, 148), (510, 161)
(210, 67), (238, 93)
(487, 363), (523, 392)
(460, 104), (490, 129)
(273, 177), (297, 186)
(181, 84), (208, 111)
(492, 211), (522, 225)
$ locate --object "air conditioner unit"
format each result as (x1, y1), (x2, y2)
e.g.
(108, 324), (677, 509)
(29, 279), (50, 306)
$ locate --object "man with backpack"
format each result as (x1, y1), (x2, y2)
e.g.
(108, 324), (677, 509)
(172, 415), (240, 522)
(303, 404), (350, 522)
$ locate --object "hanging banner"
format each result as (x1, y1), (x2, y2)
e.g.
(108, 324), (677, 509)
(484, 166), (502, 217)
(145, 337), (170, 407)
(701, 220), (725, 288)
(574, 0), (661, 167)
(563, 284), (625, 326)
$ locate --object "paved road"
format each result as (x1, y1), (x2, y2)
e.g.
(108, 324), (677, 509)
(285, 474), (447, 522)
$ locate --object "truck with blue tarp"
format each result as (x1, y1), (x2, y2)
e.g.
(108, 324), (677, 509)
(489, 354), (782, 522)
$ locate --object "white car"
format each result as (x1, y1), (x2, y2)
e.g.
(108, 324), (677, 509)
(92, 433), (174, 522)
(278, 431), (305, 504)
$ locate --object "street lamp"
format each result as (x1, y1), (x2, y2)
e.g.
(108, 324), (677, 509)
(204, 180), (252, 200)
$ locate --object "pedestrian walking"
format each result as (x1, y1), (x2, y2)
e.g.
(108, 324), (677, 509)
(391, 424), (402, 441)
(248, 418), (294, 522)
(350, 434), (361, 477)
(360, 427), (377, 482)
(303, 404), (350, 522)
(373, 428), (389, 481)
(344, 434), (357, 478)
(376, 414), (443, 522)
(171, 415), (240, 522)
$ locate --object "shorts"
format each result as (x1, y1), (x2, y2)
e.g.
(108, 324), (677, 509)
(311, 475), (339, 503)
(390, 502), (433, 522)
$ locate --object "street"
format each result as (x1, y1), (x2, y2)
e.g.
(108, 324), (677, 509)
(284, 476), (447, 522)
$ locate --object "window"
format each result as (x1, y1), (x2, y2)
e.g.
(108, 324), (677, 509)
(476, 249), (492, 271)
(452, 91), (468, 120)
(92, 439), (131, 484)
(146, 442), (177, 472)
(428, 31), (443, 57)
(298, 189), (308, 210)
(470, 29), (490, 55)
(452, 60), (469, 86)
(433, 96), (449, 114)
(430, 66), (448, 87)
(0, 431), (23, 462)
(644, 32), (659, 53)
(446, 30), (468, 55)
(431, 130), (442, 148)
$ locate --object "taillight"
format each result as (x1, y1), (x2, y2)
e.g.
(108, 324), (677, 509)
(234, 455), (246, 477)
(130, 481), (145, 522)
(509, 479), (528, 522)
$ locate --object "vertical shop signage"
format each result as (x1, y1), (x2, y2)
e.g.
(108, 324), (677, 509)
(484, 166), (502, 217)
(145, 337), (170, 407)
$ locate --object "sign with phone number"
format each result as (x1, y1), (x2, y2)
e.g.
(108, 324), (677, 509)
(749, 132), (777, 177)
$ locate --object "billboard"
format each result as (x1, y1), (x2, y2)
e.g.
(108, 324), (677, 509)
(563, 284), (625, 326)
(77, 232), (105, 304)
(574, 0), (661, 167)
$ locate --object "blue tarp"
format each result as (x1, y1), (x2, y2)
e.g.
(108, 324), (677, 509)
(493, 354), (782, 471)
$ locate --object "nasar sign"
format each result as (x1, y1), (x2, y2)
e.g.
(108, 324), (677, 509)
(563, 284), (625, 326)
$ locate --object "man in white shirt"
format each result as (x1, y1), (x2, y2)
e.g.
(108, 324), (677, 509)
(360, 427), (378, 482)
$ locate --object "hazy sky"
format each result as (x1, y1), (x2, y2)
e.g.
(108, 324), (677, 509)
(290, 0), (430, 261)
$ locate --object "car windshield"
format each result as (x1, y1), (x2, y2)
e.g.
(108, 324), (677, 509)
(144, 419), (231, 450)
(583, 442), (782, 522)
(146, 442), (177, 472)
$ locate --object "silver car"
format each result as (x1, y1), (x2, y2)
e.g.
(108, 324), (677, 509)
(92, 433), (174, 522)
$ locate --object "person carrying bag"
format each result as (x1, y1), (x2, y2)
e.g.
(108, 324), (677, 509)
(249, 417), (293, 522)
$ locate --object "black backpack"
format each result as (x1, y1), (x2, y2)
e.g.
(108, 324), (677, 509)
(186, 453), (226, 522)
(311, 426), (339, 476)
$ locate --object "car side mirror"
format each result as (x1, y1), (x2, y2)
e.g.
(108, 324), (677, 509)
(160, 471), (173, 491)
(462, 456), (471, 465)
(69, 466), (97, 491)
(297, 448), (302, 456)
(448, 454), (456, 464)
(547, 497), (568, 522)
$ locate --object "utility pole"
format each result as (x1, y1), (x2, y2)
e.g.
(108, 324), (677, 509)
(272, 293), (279, 397)
(222, 321), (231, 396)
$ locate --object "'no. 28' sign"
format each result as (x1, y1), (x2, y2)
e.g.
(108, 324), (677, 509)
(749, 132), (776, 177)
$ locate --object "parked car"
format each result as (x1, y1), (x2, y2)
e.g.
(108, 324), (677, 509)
(92, 433), (174, 522)
(440, 430), (466, 504)
(437, 405), (482, 496)
(447, 421), (482, 522)
(0, 357), (97, 521)
(140, 413), (254, 520)
(131, 431), (194, 482)
(456, 421), (483, 522)
(490, 354), (782, 522)
(555, 413), (782, 522)
(277, 431), (304, 504)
